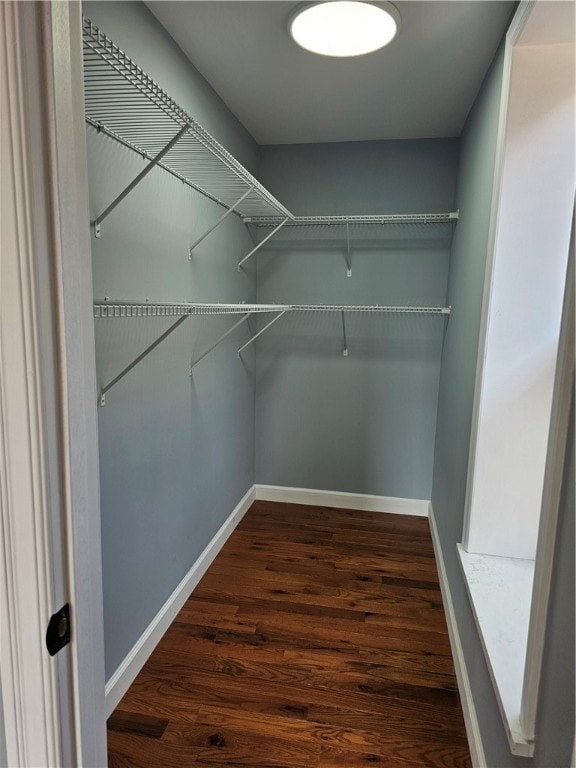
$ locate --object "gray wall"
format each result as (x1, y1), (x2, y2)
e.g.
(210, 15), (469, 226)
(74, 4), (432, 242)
(256, 140), (458, 498)
(83, 1), (259, 680)
(431, 37), (575, 767)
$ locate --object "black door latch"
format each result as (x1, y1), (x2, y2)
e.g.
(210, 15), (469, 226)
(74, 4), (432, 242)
(46, 604), (71, 656)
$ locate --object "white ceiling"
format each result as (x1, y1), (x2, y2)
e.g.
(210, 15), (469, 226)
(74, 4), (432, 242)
(518, 0), (575, 46)
(146, 1), (514, 145)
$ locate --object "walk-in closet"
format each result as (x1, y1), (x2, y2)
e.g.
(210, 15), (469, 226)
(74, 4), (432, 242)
(76, 2), (574, 766)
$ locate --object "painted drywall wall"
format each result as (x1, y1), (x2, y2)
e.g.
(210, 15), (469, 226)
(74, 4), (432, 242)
(431, 28), (575, 767)
(255, 140), (458, 499)
(83, 1), (259, 680)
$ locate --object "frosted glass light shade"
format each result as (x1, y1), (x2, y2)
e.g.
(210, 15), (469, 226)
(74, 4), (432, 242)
(289, 1), (399, 57)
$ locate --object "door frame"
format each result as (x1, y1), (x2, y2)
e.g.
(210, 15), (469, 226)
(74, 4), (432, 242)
(0, 2), (106, 765)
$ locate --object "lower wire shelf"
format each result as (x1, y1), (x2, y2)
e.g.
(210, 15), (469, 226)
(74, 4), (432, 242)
(94, 300), (451, 405)
(93, 300), (451, 317)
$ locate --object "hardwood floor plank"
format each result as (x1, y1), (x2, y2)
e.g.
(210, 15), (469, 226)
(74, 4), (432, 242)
(145, 640), (457, 694)
(108, 502), (471, 768)
(283, 645), (455, 676)
(108, 728), (316, 768)
(220, 538), (440, 574)
(239, 604), (450, 642)
(319, 742), (472, 768)
(195, 704), (467, 756)
(161, 719), (320, 767)
(302, 704), (469, 743)
(107, 711), (170, 739)
(194, 580), (453, 634)
(245, 502), (432, 536)
(128, 661), (463, 726)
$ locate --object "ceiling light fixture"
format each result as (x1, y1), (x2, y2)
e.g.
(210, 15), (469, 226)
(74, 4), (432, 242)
(289, 1), (400, 58)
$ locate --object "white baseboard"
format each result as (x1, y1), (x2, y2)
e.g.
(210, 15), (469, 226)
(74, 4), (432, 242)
(104, 485), (256, 718)
(428, 502), (486, 768)
(255, 484), (429, 517)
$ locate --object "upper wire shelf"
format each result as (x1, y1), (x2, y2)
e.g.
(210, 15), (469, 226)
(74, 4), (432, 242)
(238, 212), (459, 271)
(244, 213), (459, 226)
(82, 18), (293, 222)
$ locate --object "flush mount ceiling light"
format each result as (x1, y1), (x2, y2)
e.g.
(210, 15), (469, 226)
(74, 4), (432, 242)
(289, 1), (400, 58)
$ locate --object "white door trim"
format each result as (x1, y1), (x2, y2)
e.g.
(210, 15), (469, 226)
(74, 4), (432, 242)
(0, 3), (106, 765)
(520, 219), (574, 740)
(45, 4), (107, 763)
(1, 3), (63, 763)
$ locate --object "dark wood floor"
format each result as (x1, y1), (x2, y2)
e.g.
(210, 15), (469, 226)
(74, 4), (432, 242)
(108, 501), (471, 767)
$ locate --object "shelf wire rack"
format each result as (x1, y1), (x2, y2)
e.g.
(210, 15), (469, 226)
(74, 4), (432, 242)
(238, 213), (459, 270)
(82, 18), (293, 223)
(93, 300), (450, 404)
(244, 213), (459, 226)
(93, 301), (451, 318)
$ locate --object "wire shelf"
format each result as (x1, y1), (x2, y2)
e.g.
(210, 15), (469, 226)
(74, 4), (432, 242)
(244, 213), (459, 226)
(93, 301), (451, 317)
(82, 18), (293, 220)
(94, 300), (450, 402)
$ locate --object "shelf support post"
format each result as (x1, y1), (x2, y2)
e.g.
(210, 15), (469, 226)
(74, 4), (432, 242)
(92, 124), (189, 237)
(237, 311), (287, 355)
(98, 313), (189, 406)
(341, 311), (348, 357)
(345, 221), (352, 277)
(238, 217), (290, 270)
(189, 312), (252, 371)
(188, 186), (254, 254)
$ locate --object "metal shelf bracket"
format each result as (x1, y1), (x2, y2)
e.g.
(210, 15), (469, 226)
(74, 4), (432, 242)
(92, 125), (189, 238)
(345, 221), (352, 277)
(98, 314), (189, 405)
(237, 311), (287, 355)
(189, 312), (252, 372)
(238, 217), (290, 270)
(341, 311), (348, 357)
(188, 187), (254, 253)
